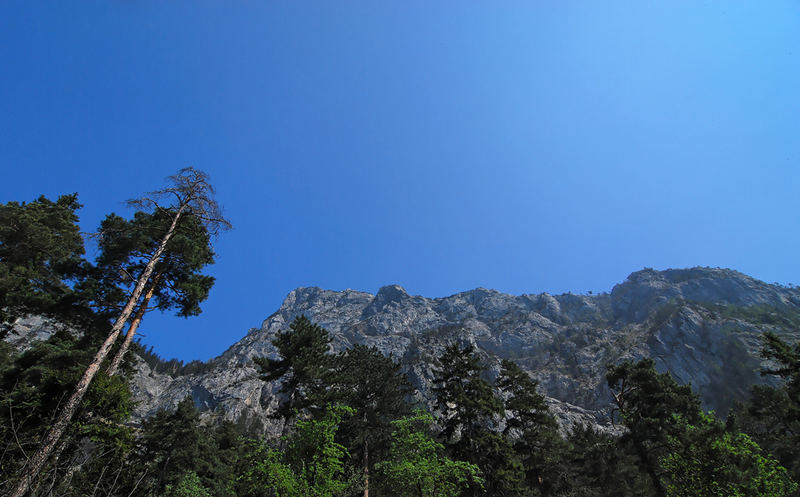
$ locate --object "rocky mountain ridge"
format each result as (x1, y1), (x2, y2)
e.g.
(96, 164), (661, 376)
(125, 267), (800, 435)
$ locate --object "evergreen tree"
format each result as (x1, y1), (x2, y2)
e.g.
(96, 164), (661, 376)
(253, 315), (334, 432)
(330, 344), (414, 497)
(0, 194), (90, 330)
(432, 344), (523, 496)
(561, 424), (649, 497)
(496, 359), (566, 496)
(432, 345), (502, 453)
(139, 396), (205, 493)
(0, 331), (134, 497)
(96, 208), (216, 376)
(0, 194), (138, 496)
(607, 359), (702, 497)
(608, 358), (796, 497)
(11, 168), (230, 497)
(735, 332), (800, 480)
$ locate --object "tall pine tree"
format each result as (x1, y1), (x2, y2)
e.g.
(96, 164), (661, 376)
(11, 168), (230, 497)
(432, 344), (523, 496)
(497, 359), (565, 496)
(253, 315), (334, 436)
(331, 344), (414, 497)
(94, 208), (216, 376)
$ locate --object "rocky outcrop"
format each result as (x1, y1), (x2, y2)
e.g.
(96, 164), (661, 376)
(2, 315), (76, 352)
(125, 267), (800, 435)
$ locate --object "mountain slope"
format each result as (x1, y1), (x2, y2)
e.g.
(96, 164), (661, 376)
(129, 267), (800, 434)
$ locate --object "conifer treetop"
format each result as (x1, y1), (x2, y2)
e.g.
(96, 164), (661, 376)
(127, 167), (232, 237)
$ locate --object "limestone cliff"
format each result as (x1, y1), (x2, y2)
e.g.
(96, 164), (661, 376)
(126, 267), (800, 435)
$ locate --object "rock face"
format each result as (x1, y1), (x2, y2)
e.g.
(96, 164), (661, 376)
(3, 315), (75, 352)
(6, 268), (799, 433)
(125, 267), (800, 435)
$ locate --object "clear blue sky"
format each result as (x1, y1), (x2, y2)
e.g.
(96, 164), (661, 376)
(2, 2), (800, 361)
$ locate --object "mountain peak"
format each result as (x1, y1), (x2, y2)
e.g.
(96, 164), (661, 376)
(376, 284), (409, 300)
(126, 267), (800, 435)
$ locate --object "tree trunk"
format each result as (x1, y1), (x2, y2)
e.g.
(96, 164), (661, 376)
(106, 273), (161, 377)
(32, 435), (71, 497)
(363, 438), (369, 497)
(634, 439), (667, 497)
(11, 206), (186, 497)
(278, 390), (296, 450)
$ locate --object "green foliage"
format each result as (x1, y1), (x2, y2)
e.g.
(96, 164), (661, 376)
(286, 404), (356, 496)
(608, 359), (798, 497)
(134, 396), (247, 496)
(607, 359), (704, 496)
(330, 343), (414, 486)
(0, 194), (90, 327)
(432, 344), (503, 447)
(607, 359), (702, 443)
(562, 424), (650, 497)
(163, 471), (213, 497)
(253, 315), (334, 423)
(239, 404), (356, 497)
(660, 412), (797, 497)
(93, 207), (216, 318)
(238, 441), (301, 497)
(735, 333), (800, 481)
(0, 330), (138, 496)
(497, 359), (567, 495)
(376, 410), (482, 497)
(432, 344), (524, 496)
(139, 396), (205, 492)
(0, 331), (134, 488)
(0, 186), (226, 496)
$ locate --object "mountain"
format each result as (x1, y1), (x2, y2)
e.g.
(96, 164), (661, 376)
(125, 267), (800, 435)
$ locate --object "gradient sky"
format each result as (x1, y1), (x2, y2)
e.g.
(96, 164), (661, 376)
(2, 2), (800, 361)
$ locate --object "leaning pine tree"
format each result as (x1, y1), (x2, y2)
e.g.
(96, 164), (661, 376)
(11, 168), (231, 497)
(97, 208), (217, 377)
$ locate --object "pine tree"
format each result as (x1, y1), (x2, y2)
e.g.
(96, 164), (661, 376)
(138, 396), (204, 494)
(561, 424), (648, 497)
(0, 194), (136, 497)
(0, 331), (134, 497)
(606, 359), (702, 497)
(735, 332), (800, 480)
(96, 208), (216, 376)
(331, 344), (414, 497)
(11, 168), (230, 497)
(432, 344), (523, 496)
(0, 194), (91, 332)
(253, 315), (333, 434)
(496, 359), (565, 495)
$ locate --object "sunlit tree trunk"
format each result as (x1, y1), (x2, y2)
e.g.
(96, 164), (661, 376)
(11, 206), (185, 497)
(106, 273), (161, 377)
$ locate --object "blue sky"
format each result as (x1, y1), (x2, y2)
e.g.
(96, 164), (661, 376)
(2, 2), (800, 361)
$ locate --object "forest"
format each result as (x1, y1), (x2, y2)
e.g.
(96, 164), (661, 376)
(1, 169), (799, 497)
